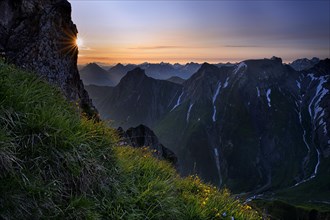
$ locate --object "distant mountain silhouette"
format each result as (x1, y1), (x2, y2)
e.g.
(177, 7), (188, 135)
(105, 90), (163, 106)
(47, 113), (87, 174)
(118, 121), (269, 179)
(79, 62), (202, 86)
(290, 57), (320, 71)
(80, 63), (115, 86)
(108, 63), (137, 85)
(85, 67), (182, 128)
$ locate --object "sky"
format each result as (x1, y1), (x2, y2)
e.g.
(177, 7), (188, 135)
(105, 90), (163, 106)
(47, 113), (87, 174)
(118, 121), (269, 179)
(69, 0), (330, 65)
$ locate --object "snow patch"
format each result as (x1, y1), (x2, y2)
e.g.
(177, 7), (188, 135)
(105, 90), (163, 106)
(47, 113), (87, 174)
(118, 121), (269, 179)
(171, 90), (184, 111)
(308, 73), (318, 81)
(296, 80), (301, 89)
(308, 76), (328, 121)
(212, 81), (222, 122)
(233, 62), (247, 75)
(256, 87), (260, 97)
(294, 74), (329, 187)
(266, 89), (271, 107)
(223, 77), (229, 88)
(312, 149), (321, 178)
(186, 103), (194, 123)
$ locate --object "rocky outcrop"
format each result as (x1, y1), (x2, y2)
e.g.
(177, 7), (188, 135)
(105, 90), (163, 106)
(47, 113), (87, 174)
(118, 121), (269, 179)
(0, 0), (97, 117)
(117, 125), (178, 166)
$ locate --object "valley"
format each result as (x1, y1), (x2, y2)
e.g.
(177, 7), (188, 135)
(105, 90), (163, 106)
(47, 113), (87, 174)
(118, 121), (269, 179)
(85, 57), (330, 214)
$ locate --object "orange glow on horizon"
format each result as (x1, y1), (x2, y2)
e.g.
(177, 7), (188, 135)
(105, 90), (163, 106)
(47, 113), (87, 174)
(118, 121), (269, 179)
(76, 45), (299, 65)
(70, 1), (330, 66)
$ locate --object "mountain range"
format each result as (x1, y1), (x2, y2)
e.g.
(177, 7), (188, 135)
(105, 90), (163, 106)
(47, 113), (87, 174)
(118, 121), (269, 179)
(85, 57), (330, 207)
(80, 58), (320, 88)
(290, 57), (320, 71)
(80, 62), (203, 86)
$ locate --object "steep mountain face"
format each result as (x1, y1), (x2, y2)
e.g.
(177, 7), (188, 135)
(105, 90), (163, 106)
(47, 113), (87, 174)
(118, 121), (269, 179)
(290, 57), (320, 71)
(80, 63), (115, 86)
(86, 57), (329, 200)
(0, 0), (96, 116)
(117, 125), (177, 165)
(104, 62), (201, 86)
(85, 67), (182, 129)
(182, 62), (202, 77)
(108, 63), (137, 85)
(155, 57), (330, 194)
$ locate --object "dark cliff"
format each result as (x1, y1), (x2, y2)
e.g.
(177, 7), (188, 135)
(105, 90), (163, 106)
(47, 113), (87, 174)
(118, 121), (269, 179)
(0, 0), (97, 116)
(118, 125), (178, 166)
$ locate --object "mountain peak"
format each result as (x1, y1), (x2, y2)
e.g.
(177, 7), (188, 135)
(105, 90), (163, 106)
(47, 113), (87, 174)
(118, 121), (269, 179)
(127, 67), (146, 76)
(185, 62), (199, 66)
(290, 57), (320, 71)
(270, 56), (282, 63)
(85, 62), (102, 69)
(115, 63), (124, 67)
(199, 62), (219, 72)
(121, 67), (147, 82)
(81, 62), (107, 74)
(86, 62), (100, 67)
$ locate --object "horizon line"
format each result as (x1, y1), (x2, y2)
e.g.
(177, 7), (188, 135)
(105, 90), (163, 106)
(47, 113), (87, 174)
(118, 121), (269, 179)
(77, 56), (326, 66)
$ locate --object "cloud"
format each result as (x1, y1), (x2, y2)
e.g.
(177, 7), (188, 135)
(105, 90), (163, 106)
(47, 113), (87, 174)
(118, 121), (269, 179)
(79, 46), (94, 51)
(128, 45), (188, 50)
(224, 45), (263, 48)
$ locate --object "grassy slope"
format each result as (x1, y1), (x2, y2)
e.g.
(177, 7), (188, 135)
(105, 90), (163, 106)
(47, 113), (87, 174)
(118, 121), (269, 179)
(0, 60), (261, 219)
(0, 61), (118, 219)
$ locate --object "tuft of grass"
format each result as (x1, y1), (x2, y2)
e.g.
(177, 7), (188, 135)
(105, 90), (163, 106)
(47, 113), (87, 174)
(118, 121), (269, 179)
(0, 61), (118, 219)
(0, 60), (262, 219)
(112, 146), (262, 219)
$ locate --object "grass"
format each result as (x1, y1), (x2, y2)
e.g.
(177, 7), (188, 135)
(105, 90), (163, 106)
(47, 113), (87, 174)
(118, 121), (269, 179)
(0, 60), (117, 219)
(113, 146), (262, 219)
(0, 60), (261, 219)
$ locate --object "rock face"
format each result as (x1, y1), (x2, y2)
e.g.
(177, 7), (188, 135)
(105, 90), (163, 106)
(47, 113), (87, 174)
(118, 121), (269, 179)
(155, 58), (330, 192)
(0, 0), (97, 116)
(80, 63), (115, 86)
(118, 125), (178, 166)
(85, 67), (182, 128)
(290, 57), (320, 71)
(86, 57), (330, 200)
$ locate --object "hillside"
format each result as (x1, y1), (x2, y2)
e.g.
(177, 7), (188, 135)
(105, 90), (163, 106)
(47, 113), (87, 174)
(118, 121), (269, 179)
(87, 57), (330, 215)
(86, 68), (182, 128)
(80, 63), (115, 86)
(0, 60), (261, 219)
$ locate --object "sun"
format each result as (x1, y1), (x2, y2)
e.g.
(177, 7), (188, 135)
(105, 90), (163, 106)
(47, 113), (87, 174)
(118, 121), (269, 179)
(76, 37), (84, 48)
